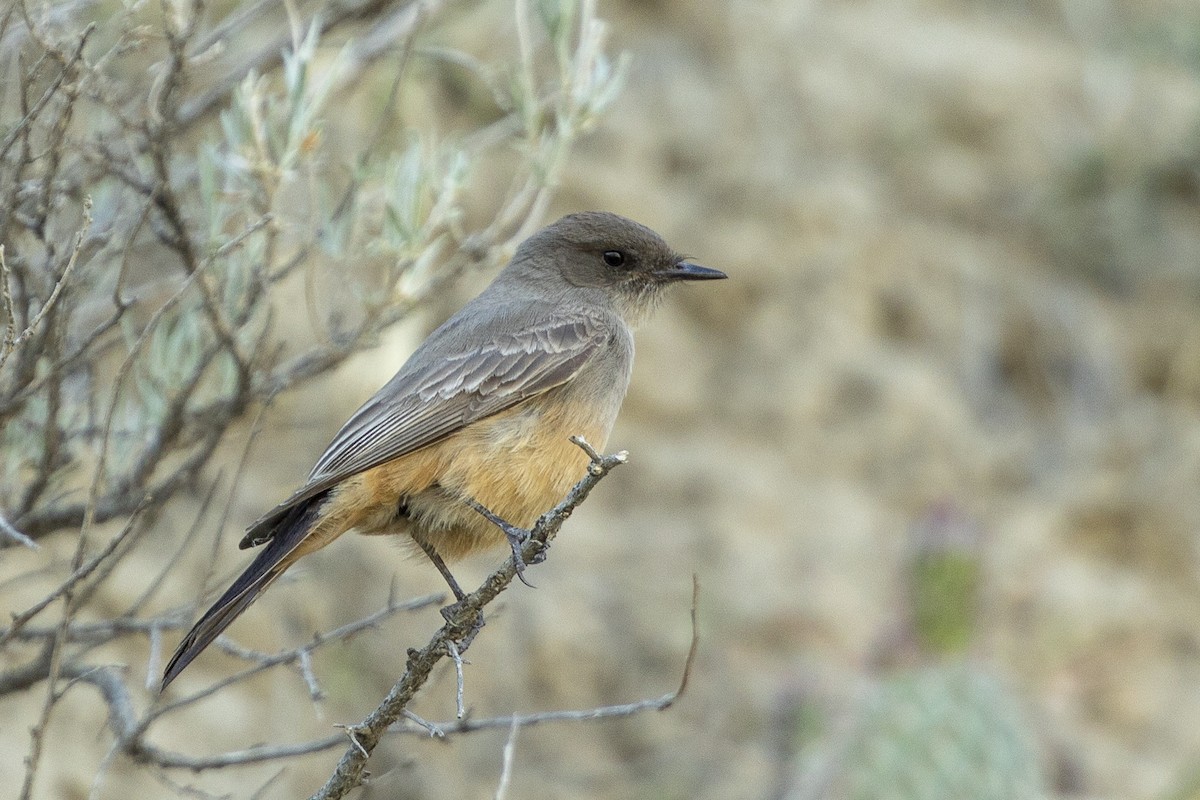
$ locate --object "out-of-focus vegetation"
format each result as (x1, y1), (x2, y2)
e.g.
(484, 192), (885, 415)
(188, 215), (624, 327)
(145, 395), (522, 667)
(4, 0), (1200, 798)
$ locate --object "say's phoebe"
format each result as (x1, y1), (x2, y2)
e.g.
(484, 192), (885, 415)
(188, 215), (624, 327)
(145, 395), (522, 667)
(162, 211), (725, 689)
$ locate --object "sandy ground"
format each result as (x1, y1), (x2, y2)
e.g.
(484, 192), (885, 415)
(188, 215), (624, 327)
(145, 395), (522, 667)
(6, 1), (1200, 798)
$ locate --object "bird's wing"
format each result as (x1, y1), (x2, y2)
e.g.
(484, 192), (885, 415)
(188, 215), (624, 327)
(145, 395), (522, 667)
(240, 313), (609, 547)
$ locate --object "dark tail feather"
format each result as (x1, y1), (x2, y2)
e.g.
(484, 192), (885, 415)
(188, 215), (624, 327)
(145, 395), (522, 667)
(161, 498), (324, 690)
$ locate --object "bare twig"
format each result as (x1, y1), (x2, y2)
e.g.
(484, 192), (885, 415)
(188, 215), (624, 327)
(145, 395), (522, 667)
(49, 661), (352, 771)
(0, 245), (16, 358)
(176, 0), (420, 129)
(401, 708), (444, 738)
(310, 439), (627, 800)
(124, 475), (224, 620)
(416, 574), (700, 735)
(4, 616), (190, 647)
(18, 472), (142, 800)
(131, 734), (351, 770)
(0, 510), (37, 549)
(0, 197), (92, 370)
(1, 592), (446, 775)
(298, 648), (323, 704)
(494, 716), (520, 800)
(0, 505), (148, 649)
(0, 22), (95, 160)
(147, 592), (444, 725)
(11, 212), (270, 541)
(447, 638), (466, 719)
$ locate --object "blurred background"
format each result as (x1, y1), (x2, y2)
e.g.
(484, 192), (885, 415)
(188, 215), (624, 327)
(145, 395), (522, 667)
(5, 0), (1200, 798)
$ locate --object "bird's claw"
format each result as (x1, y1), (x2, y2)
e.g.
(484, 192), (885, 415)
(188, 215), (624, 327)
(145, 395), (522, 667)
(465, 498), (545, 587)
(504, 525), (541, 588)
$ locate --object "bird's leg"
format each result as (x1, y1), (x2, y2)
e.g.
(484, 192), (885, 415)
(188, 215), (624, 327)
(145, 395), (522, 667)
(463, 498), (544, 588)
(415, 539), (484, 636)
(415, 538), (468, 603)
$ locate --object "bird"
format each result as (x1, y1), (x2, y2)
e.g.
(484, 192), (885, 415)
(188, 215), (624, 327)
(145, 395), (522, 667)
(161, 211), (726, 689)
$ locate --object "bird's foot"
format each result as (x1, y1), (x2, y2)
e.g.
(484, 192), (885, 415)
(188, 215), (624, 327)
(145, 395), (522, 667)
(464, 499), (545, 587)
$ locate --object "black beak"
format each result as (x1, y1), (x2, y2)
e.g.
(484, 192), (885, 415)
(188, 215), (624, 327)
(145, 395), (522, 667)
(656, 262), (727, 282)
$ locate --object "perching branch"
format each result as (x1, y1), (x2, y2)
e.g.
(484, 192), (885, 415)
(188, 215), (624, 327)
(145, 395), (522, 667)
(310, 437), (629, 800)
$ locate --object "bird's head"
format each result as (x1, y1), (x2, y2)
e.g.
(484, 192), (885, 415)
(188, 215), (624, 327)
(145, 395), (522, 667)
(510, 211), (726, 324)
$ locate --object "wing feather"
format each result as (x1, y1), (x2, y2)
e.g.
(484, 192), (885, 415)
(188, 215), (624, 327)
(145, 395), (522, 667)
(240, 312), (609, 547)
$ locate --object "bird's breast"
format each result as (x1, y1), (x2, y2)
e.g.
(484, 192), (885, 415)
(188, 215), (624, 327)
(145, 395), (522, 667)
(331, 329), (634, 559)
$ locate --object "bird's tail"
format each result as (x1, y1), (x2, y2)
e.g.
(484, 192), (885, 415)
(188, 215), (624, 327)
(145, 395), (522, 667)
(161, 496), (325, 690)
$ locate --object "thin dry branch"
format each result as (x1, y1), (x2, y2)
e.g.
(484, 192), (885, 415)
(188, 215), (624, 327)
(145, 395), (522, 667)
(419, 574), (700, 736)
(494, 716), (520, 800)
(0, 21), (95, 160)
(0, 504), (148, 650)
(0, 509), (37, 549)
(310, 437), (627, 800)
(132, 733), (351, 771)
(176, 0), (421, 129)
(62, 664), (352, 771)
(0, 197), (92, 370)
(142, 592), (445, 728)
(0, 245), (16, 358)
(18, 497), (148, 800)
(0, 591), (444, 773)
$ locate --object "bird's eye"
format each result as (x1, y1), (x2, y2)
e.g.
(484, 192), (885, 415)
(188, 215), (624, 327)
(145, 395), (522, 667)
(602, 250), (626, 268)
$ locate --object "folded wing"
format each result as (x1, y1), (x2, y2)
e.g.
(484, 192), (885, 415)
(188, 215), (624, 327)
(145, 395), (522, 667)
(240, 313), (609, 548)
